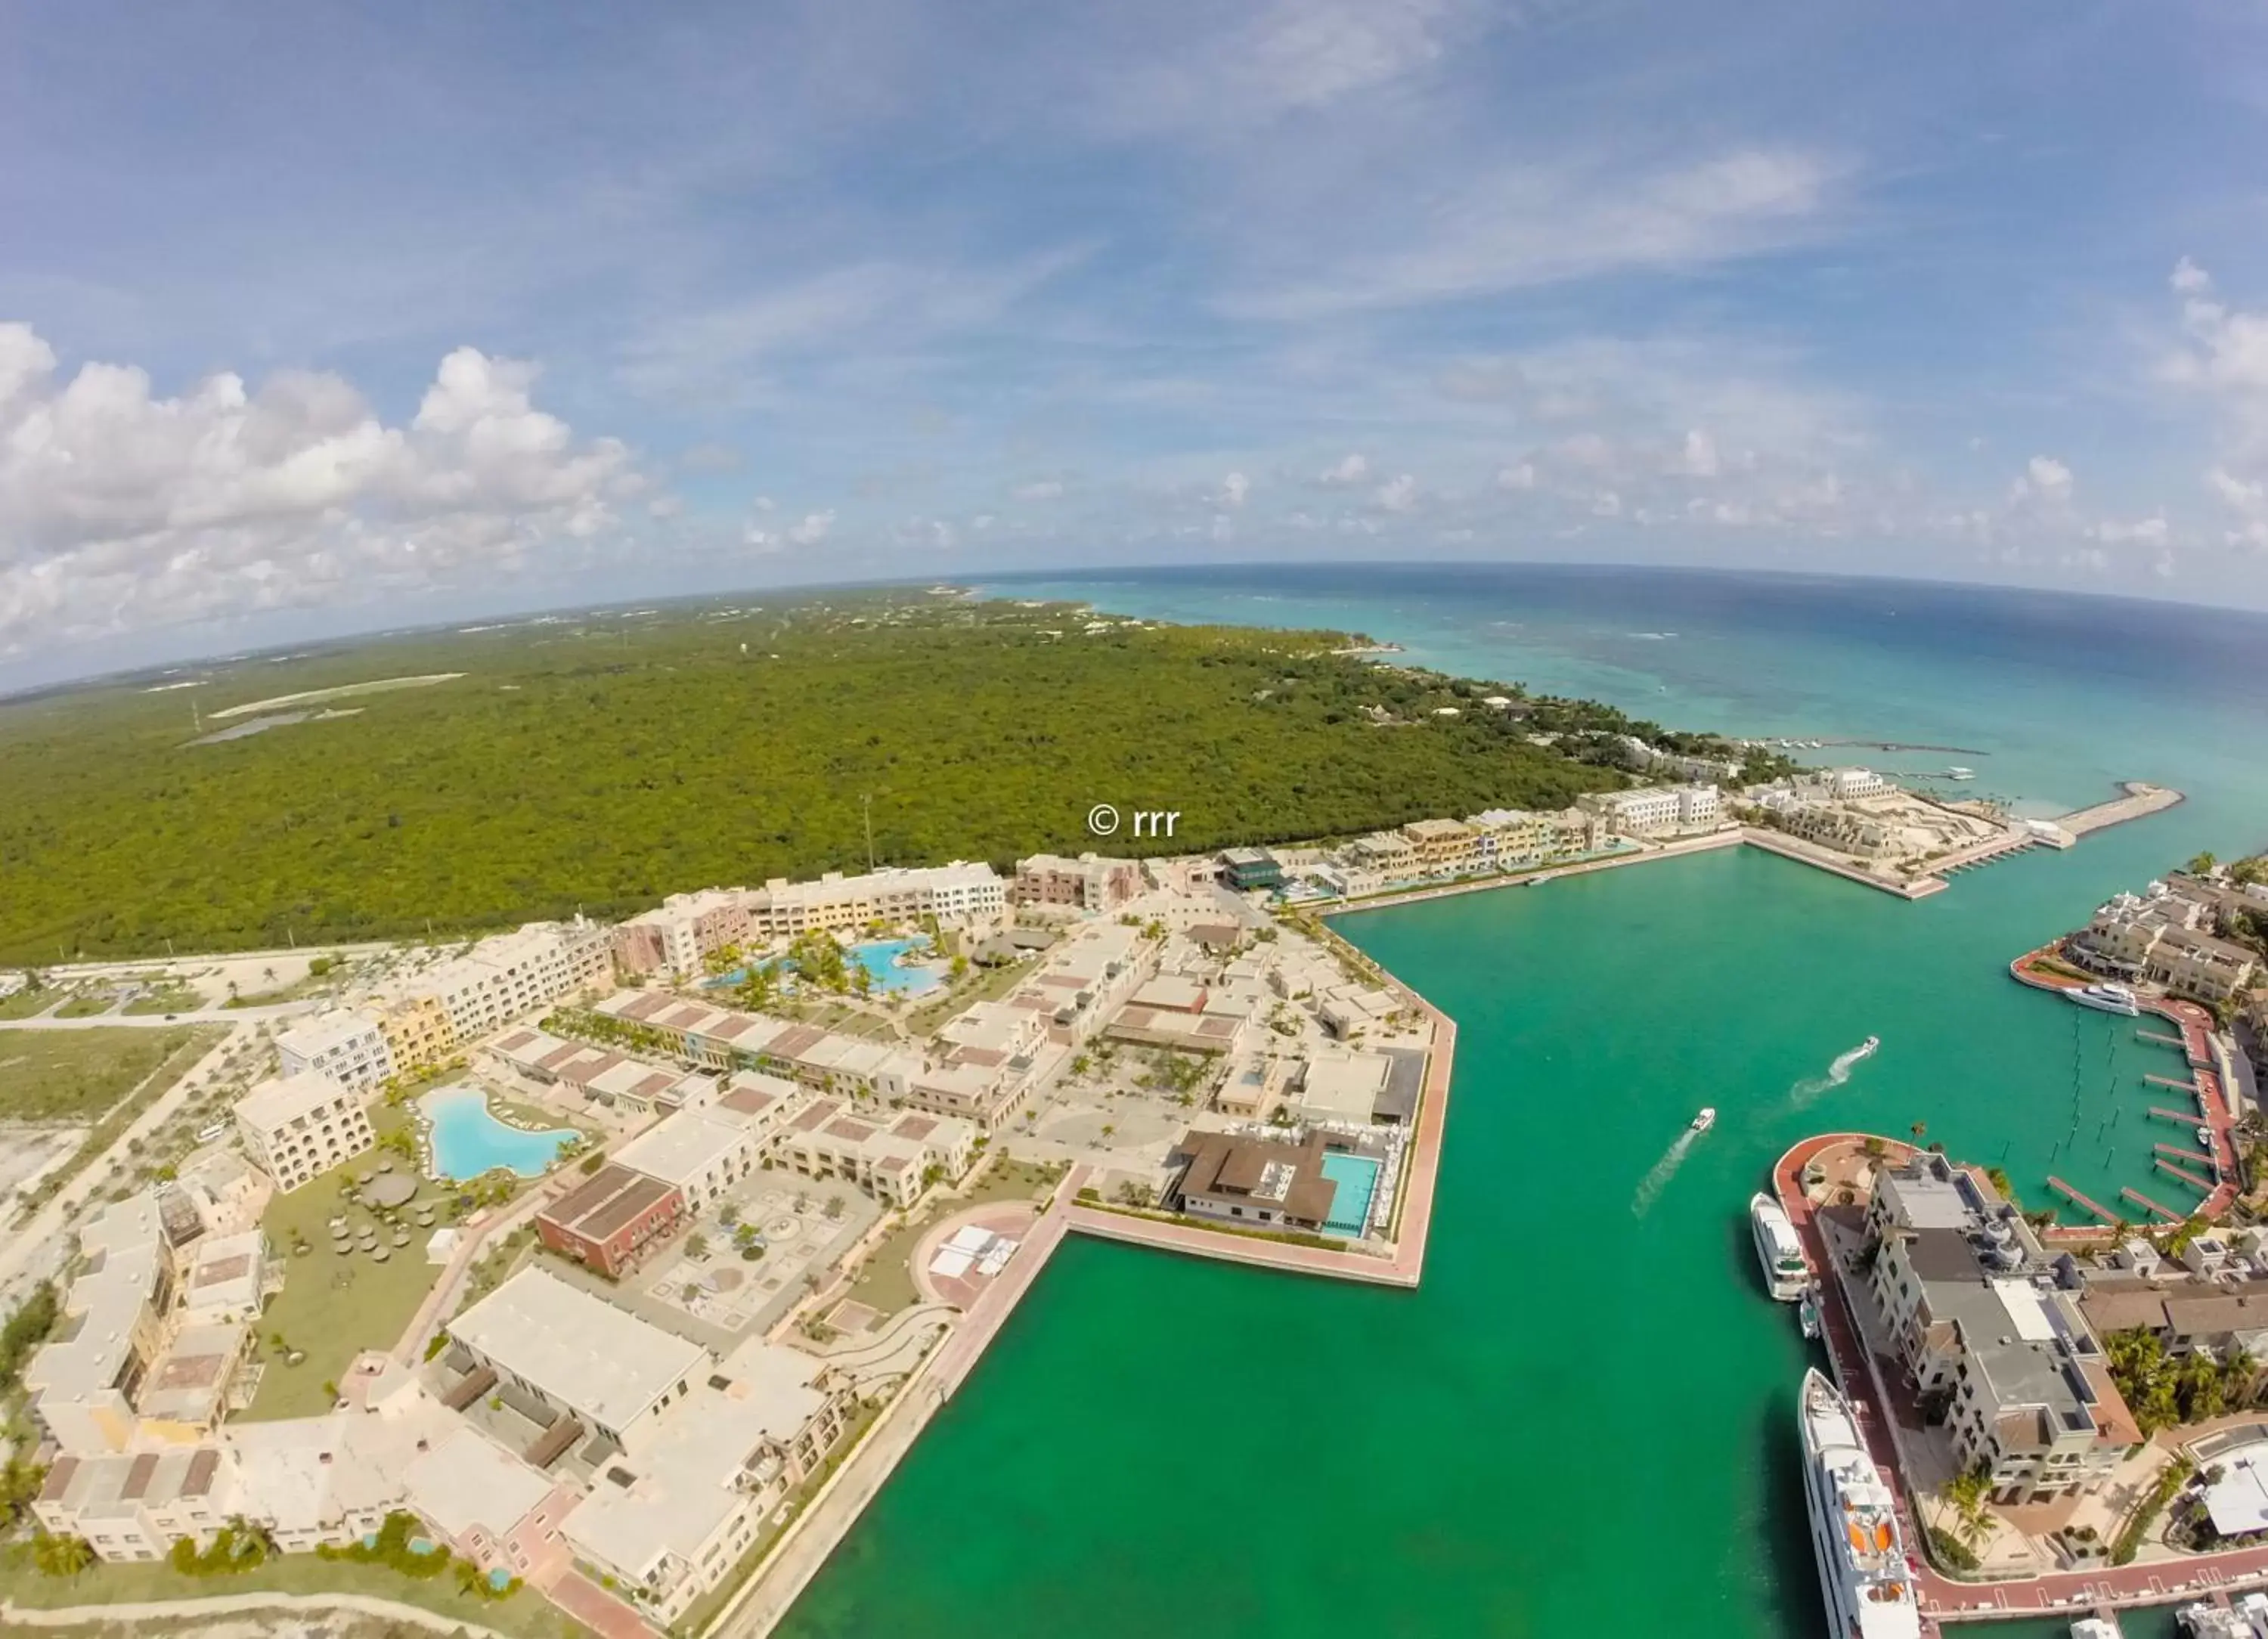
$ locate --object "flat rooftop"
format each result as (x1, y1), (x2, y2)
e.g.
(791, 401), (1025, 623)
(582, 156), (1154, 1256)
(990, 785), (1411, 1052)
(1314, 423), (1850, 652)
(449, 1268), (707, 1433)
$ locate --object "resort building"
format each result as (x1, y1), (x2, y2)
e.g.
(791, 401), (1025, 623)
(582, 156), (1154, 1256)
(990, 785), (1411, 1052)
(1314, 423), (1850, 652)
(1468, 808), (1557, 865)
(411, 919), (617, 1043)
(166, 1148), (271, 1237)
(1585, 783), (1722, 838)
(613, 888), (754, 981)
(777, 1100), (974, 1208)
(1349, 830), (1419, 878)
(1773, 801), (1895, 859)
(1219, 847), (1284, 893)
(402, 1427), (578, 1588)
(2148, 928), (2260, 1007)
(275, 1007), (396, 1096)
(1165, 1129), (1337, 1232)
(1864, 1153), (2138, 1504)
(1107, 978), (1257, 1058)
(1290, 1046), (1396, 1125)
(178, 1229), (269, 1326)
(234, 1070), (375, 1193)
(1002, 921), (1151, 1045)
(1013, 851), (1143, 912)
(558, 1338), (852, 1622)
(33, 1446), (229, 1561)
(587, 990), (917, 1101)
(445, 1268), (707, 1457)
(220, 1399), (460, 1554)
(534, 1163), (689, 1278)
(481, 1027), (705, 1114)
(1400, 817), (1481, 874)
(370, 992), (455, 1075)
(23, 1195), (175, 1456)
(612, 1103), (778, 1213)
(739, 862), (1005, 937)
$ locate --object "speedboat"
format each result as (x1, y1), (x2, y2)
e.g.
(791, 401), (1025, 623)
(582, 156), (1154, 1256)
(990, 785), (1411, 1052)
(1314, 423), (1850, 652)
(1947, 767), (1976, 781)
(1861, 1035), (1880, 1055)
(1690, 1108), (1717, 1135)
(2198, 1126), (2215, 1153)
(2065, 981), (2140, 1017)
(1750, 1191), (1809, 1301)
(1799, 1285), (1823, 1340)
(2069, 1617), (2121, 1639)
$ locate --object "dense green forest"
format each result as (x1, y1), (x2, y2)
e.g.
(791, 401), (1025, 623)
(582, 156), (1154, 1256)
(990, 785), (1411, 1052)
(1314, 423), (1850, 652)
(0, 592), (1737, 962)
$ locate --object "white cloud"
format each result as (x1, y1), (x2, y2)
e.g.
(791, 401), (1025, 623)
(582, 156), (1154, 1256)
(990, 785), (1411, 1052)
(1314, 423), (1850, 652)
(2164, 262), (2268, 544)
(1220, 471), (1251, 508)
(0, 325), (631, 656)
(745, 508), (835, 553)
(1013, 479), (1065, 501)
(2008, 454), (2074, 506)
(1674, 429), (1720, 479)
(2171, 256), (2214, 296)
(1228, 147), (1842, 321)
(1496, 462), (1536, 491)
(1374, 472), (1418, 512)
(1318, 452), (1369, 485)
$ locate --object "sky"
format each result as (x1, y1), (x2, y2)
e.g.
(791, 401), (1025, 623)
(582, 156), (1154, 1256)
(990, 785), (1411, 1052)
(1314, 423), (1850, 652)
(5, 1), (2268, 687)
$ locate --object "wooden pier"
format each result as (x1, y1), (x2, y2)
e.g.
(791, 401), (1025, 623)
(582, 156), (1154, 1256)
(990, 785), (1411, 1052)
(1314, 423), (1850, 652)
(2146, 1072), (2203, 1093)
(2155, 1143), (2217, 1170)
(2139, 1028), (2186, 1048)
(2155, 1157), (2217, 1193)
(2149, 1105), (2204, 1125)
(2048, 1176), (2119, 1225)
(2121, 1186), (2186, 1223)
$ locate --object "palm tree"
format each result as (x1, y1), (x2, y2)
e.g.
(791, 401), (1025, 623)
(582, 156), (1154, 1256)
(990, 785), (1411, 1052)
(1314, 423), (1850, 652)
(33, 1531), (95, 1578)
(1942, 1463), (1994, 1549)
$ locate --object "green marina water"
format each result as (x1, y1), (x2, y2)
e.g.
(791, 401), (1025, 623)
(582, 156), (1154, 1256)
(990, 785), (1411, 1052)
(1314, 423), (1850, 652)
(781, 570), (2268, 1637)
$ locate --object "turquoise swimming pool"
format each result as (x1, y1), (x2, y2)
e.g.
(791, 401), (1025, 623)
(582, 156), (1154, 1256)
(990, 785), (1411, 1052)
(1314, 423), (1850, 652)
(704, 935), (943, 996)
(421, 1086), (575, 1180)
(1319, 1151), (1381, 1238)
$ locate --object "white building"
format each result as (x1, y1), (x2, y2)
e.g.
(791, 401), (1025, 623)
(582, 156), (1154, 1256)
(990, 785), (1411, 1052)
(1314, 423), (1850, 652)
(234, 1070), (375, 1193)
(611, 1098), (788, 1212)
(405, 918), (615, 1044)
(741, 863), (1004, 937)
(276, 1007), (395, 1096)
(777, 1100), (976, 1208)
(23, 1195), (173, 1457)
(613, 888), (753, 981)
(559, 1339), (850, 1622)
(446, 1268), (706, 1456)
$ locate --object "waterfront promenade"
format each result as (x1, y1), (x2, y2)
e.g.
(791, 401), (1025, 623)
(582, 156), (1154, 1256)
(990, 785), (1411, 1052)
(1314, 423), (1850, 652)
(1774, 1134), (2268, 1628)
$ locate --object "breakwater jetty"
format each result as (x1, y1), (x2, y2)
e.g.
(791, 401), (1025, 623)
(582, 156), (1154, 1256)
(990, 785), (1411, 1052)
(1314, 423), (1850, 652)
(2057, 781), (2184, 837)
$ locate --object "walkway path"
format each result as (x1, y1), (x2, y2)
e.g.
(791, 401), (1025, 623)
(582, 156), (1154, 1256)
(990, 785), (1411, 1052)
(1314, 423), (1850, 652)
(707, 1170), (1080, 1639)
(0, 1590), (513, 1638)
(0, 1000), (317, 1029)
(1775, 1133), (2268, 1627)
(390, 1167), (577, 1363)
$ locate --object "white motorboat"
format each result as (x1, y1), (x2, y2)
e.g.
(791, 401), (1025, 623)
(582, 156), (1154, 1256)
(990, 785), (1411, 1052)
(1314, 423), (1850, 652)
(1799, 1285), (1823, 1340)
(1690, 1107), (1717, 1135)
(2065, 981), (2140, 1017)
(1749, 1191), (1809, 1301)
(1799, 1368), (1922, 1639)
(2068, 1617), (2121, 1639)
(1947, 766), (1976, 781)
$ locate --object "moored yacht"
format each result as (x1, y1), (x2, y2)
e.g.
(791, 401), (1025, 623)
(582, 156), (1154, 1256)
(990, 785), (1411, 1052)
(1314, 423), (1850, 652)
(1799, 1367), (1921, 1639)
(2068, 1617), (2121, 1639)
(2065, 981), (2140, 1017)
(1946, 766), (1976, 781)
(1749, 1191), (1809, 1301)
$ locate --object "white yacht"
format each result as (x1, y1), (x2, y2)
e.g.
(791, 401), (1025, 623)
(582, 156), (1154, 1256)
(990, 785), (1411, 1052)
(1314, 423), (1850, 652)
(2069, 1618), (2121, 1639)
(1946, 766), (1976, 781)
(1749, 1191), (1810, 1301)
(1799, 1368), (1921, 1639)
(1690, 1107), (1717, 1135)
(2065, 981), (2140, 1017)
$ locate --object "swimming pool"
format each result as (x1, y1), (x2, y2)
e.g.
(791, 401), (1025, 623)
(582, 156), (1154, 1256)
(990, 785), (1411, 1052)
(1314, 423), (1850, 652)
(705, 936), (943, 996)
(421, 1086), (575, 1180)
(1318, 1151), (1382, 1238)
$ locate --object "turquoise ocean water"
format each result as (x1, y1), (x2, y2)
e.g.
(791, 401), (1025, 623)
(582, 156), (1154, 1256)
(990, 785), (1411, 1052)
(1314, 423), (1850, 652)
(781, 566), (2268, 1639)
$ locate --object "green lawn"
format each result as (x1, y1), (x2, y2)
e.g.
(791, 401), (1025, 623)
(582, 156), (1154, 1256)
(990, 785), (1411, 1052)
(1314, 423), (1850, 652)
(843, 1157), (1061, 1315)
(0, 987), (57, 1019)
(54, 992), (121, 1018)
(238, 1120), (450, 1421)
(905, 959), (1032, 1037)
(0, 1541), (583, 1639)
(0, 1024), (212, 1122)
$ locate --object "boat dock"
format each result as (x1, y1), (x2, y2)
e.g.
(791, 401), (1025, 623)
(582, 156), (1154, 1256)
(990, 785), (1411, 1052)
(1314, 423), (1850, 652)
(2155, 1157), (2217, 1193)
(2139, 1029), (2186, 1049)
(2049, 1176), (2119, 1225)
(2120, 1186), (2186, 1223)
(2155, 1143), (2217, 1170)
(2149, 1105), (2204, 1126)
(2147, 1073), (2203, 1094)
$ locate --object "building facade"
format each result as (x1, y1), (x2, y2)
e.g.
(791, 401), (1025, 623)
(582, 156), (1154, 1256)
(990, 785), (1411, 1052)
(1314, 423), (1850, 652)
(234, 1071), (375, 1193)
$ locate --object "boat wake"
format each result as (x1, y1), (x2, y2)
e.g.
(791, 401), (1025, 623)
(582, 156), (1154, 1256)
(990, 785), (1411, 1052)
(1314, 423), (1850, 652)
(1632, 1131), (1699, 1217)
(1789, 1037), (1880, 1110)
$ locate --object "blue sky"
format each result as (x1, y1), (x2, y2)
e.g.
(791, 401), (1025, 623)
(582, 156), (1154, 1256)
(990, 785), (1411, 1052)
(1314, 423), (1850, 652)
(4, 1), (2267, 685)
